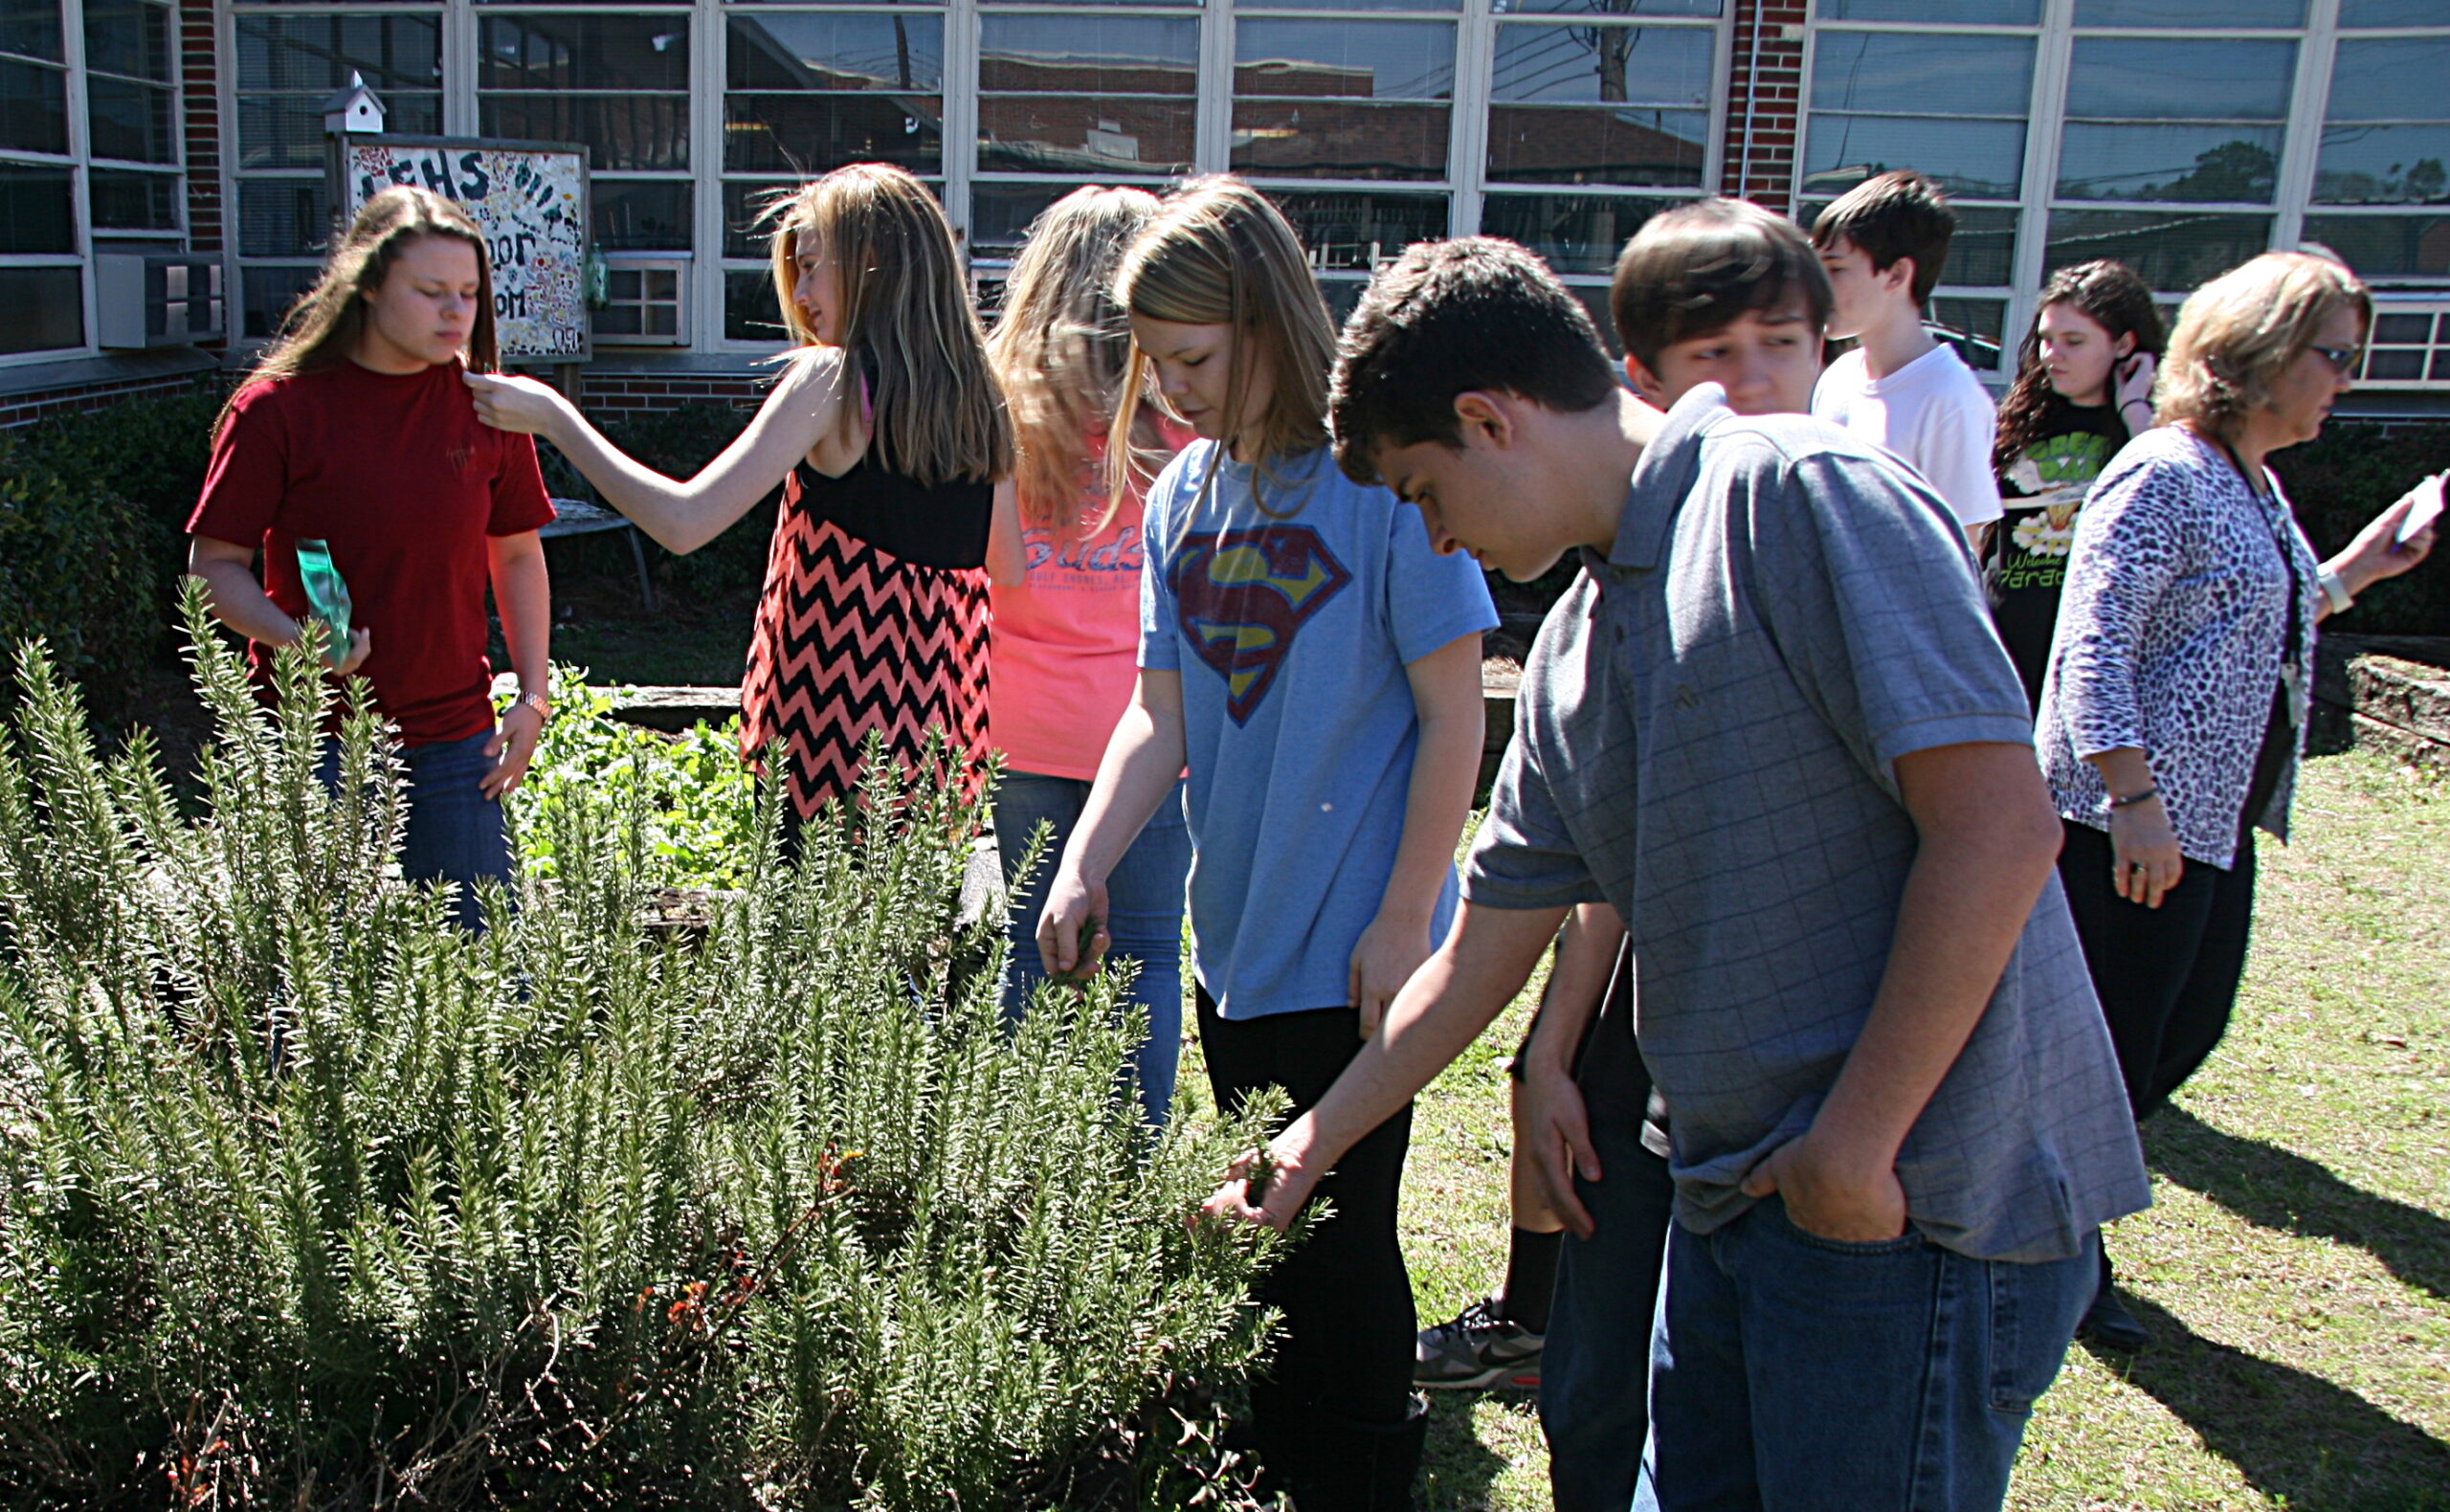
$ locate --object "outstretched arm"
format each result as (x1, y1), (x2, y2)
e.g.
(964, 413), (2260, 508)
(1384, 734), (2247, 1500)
(463, 350), (847, 555)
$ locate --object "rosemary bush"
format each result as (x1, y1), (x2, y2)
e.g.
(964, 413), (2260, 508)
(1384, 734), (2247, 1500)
(0, 589), (1282, 1509)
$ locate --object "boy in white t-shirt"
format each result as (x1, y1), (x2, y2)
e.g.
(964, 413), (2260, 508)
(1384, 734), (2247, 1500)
(1810, 170), (2002, 549)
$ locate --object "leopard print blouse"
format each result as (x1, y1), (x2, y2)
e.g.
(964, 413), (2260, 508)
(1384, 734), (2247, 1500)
(2037, 425), (2321, 869)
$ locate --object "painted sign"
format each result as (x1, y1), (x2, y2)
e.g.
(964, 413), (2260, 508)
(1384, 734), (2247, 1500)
(341, 139), (590, 359)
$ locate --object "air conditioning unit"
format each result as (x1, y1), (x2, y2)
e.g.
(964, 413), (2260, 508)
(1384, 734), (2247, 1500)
(2357, 293), (2450, 389)
(96, 254), (225, 348)
(594, 256), (688, 345)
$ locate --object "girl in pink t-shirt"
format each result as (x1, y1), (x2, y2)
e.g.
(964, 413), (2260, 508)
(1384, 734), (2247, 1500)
(984, 186), (1190, 1123)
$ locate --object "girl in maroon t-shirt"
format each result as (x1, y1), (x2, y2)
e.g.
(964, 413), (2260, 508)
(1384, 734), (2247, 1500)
(188, 186), (556, 927)
(463, 164), (1009, 831)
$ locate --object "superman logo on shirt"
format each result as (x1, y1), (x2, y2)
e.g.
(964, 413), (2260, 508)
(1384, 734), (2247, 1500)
(1171, 525), (1353, 723)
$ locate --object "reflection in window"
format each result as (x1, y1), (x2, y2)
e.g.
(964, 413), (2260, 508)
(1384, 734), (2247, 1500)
(1232, 19), (1456, 181)
(2043, 210), (2271, 292)
(2055, 38), (2292, 206)
(2341, 0), (2448, 24)
(0, 264), (80, 352)
(2072, 0), (2302, 25)
(724, 13), (942, 174)
(1266, 189), (1448, 270)
(2305, 215), (2450, 280)
(0, 162), (71, 252)
(1929, 297), (2005, 372)
(1480, 190), (1676, 274)
(2315, 38), (2450, 208)
(592, 180), (692, 252)
(480, 14), (692, 172)
(977, 12), (1195, 175)
(1486, 23), (1708, 188)
(1815, 0), (2035, 20)
(1804, 32), (2032, 200)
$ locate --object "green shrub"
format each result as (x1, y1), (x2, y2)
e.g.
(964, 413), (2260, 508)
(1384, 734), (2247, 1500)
(0, 432), (158, 720)
(511, 672), (760, 892)
(0, 587), (1284, 1509)
(540, 401), (778, 601)
(2271, 420), (2450, 637)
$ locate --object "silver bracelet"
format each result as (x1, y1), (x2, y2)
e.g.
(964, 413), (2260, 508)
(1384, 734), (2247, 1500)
(515, 689), (552, 721)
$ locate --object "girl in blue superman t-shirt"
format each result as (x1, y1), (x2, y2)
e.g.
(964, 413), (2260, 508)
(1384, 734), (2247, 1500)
(1036, 176), (1494, 1510)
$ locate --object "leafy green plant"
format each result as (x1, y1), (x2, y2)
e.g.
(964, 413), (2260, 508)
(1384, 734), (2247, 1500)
(0, 430), (157, 720)
(536, 402), (779, 601)
(510, 672), (759, 892)
(0, 585), (1285, 1509)
(2272, 420), (2450, 637)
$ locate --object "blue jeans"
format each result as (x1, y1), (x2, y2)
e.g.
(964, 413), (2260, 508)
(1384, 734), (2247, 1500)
(992, 770), (1190, 1123)
(1542, 1112), (1676, 1512)
(322, 727), (513, 931)
(1635, 1197), (2098, 1512)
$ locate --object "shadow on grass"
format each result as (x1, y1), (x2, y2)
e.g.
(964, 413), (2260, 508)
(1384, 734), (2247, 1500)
(1416, 1390), (1515, 1512)
(2146, 1105), (2450, 1302)
(2083, 1292), (2450, 1510)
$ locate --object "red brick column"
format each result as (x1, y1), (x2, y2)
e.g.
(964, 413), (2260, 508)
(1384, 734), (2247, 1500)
(180, 0), (221, 258)
(1720, 0), (1805, 217)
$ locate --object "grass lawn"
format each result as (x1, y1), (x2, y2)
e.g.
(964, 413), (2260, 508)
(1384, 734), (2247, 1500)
(1374, 750), (2450, 1511)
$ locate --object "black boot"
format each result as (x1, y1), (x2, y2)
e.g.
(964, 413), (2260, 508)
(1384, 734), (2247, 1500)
(2077, 1247), (2150, 1353)
(1272, 1398), (1429, 1512)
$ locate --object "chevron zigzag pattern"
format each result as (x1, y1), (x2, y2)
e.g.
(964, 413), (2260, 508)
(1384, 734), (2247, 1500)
(742, 504), (991, 819)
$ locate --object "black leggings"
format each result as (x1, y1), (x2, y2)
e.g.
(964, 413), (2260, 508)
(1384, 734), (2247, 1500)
(1196, 989), (1416, 1433)
(2058, 819), (2258, 1121)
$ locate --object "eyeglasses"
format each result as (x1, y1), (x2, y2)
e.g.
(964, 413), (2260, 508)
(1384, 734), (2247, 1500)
(2307, 342), (2364, 376)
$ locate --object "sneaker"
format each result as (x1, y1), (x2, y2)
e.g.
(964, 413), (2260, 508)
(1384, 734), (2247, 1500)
(1414, 1298), (1543, 1391)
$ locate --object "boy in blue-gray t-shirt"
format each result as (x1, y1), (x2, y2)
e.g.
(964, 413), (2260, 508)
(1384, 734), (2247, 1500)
(1200, 234), (2149, 1512)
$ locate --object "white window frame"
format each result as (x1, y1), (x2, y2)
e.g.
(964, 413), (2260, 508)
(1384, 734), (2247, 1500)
(1, 0), (189, 369)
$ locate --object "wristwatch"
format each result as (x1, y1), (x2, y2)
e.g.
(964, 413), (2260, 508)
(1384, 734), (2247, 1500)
(2317, 567), (2355, 616)
(515, 689), (552, 722)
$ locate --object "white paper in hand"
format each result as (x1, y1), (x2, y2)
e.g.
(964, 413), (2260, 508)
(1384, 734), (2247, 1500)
(2396, 473), (2445, 547)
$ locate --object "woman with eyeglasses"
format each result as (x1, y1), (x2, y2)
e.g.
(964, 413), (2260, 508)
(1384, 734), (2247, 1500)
(2038, 252), (2436, 1351)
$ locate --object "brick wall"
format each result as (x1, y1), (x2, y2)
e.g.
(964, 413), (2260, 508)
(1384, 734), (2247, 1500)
(0, 369), (225, 431)
(577, 372), (770, 416)
(1720, 0), (1805, 215)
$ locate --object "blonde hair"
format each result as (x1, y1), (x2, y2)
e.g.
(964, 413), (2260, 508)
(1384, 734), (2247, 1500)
(1109, 177), (1337, 516)
(216, 185), (495, 442)
(2157, 251), (2371, 437)
(987, 186), (1166, 534)
(767, 164), (1011, 487)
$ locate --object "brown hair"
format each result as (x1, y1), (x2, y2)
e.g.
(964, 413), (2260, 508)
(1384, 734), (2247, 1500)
(1109, 177), (1338, 517)
(215, 185), (495, 441)
(768, 164), (1011, 487)
(1993, 259), (2165, 469)
(1810, 169), (1956, 306)
(2156, 252), (2371, 439)
(1332, 236), (1618, 485)
(986, 185), (1167, 534)
(1611, 197), (1832, 371)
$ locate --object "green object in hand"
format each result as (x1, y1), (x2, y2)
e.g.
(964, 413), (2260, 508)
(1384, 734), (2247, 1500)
(293, 538), (352, 652)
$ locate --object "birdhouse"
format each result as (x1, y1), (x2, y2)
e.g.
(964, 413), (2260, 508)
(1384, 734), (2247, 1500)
(323, 72), (386, 136)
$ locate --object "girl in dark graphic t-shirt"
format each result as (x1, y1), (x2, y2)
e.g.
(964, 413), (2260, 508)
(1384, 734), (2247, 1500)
(1987, 260), (2165, 709)
(188, 185), (556, 929)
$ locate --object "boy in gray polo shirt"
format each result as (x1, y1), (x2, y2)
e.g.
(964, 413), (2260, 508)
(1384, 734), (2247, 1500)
(1201, 236), (2149, 1511)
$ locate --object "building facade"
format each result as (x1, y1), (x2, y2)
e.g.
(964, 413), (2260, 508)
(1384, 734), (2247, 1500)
(4, 0), (2447, 422)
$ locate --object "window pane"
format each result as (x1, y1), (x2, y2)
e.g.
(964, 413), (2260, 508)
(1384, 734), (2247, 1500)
(729, 13), (943, 91)
(1478, 190), (1675, 274)
(83, 0), (170, 81)
(2072, 0), (2303, 25)
(1490, 24), (1712, 107)
(87, 76), (174, 162)
(2327, 38), (2450, 123)
(481, 15), (690, 92)
(242, 263), (318, 339)
(724, 177), (794, 256)
(725, 265), (789, 342)
(981, 13), (1194, 94)
(1499, 0), (1717, 14)
(1567, 282), (1621, 356)
(723, 92), (939, 172)
(1242, 0), (1455, 10)
(1815, 0), (2038, 20)
(2, 0), (63, 62)
(2342, 0), (2450, 24)
(1235, 20), (1455, 101)
(236, 14), (440, 94)
(593, 179), (691, 251)
(2044, 209), (2269, 290)
(1929, 296), (2005, 371)
(239, 177), (331, 257)
(1798, 199), (2016, 283)
(980, 97), (1194, 174)
(1486, 105), (1706, 187)
(91, 167), (179, 229)
(482, 97), (691, 170)
(0, 163), (71, 251)
(2064, 39), (2294, 122)
(238, 90), (438, 168)
(2303, 213), (2450, 278)
(1, 56), (69, 154)
(2057, 123), (2283, 203)
(1803, 114), (2025, 198)
(1231, 99), (1449, 179)
(969, 181), (1066, 258)
(1810, 32), (2033, 118)
(981, 0), (1194, 8)
(1265, 189), (1447, 270)
(0, 265), (80, 353)
(2315, 125), (2450, 205)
